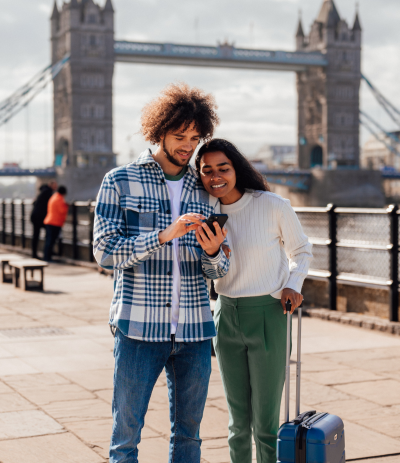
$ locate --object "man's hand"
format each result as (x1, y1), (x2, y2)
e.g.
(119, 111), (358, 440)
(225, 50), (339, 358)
(195, 221), (227, 257)
(281, 288), (303, 314)
(159, 213), (205, 245)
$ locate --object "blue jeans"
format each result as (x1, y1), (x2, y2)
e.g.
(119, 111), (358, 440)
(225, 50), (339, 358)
(110, 329), (212, 463)
(44, 225), (60, 261)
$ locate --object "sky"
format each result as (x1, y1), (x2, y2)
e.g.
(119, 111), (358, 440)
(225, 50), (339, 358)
(0, 0), (399, 169)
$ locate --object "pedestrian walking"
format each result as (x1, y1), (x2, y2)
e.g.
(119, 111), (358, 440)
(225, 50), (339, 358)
(94, 83), (230, 463)
(30, 181), (57, 258)
(195, 139), (313, 463)
(43, 185), (68, 262)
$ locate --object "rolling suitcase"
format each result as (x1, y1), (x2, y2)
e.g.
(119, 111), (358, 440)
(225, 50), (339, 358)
(277, 303), (345, 463)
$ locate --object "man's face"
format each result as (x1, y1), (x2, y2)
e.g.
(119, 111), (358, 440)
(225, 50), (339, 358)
(161, 122), (200, 168)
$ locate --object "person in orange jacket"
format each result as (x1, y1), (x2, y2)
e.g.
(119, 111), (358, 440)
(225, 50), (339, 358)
(43, 185), (69, 261)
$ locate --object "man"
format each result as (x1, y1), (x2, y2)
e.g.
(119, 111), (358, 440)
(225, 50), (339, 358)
(94, 83), (230, 463)
(30, 180), (57, 258)
(43, 185), (69, 261)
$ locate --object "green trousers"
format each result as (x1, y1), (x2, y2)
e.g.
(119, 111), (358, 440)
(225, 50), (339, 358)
(213, 294), (289, 463)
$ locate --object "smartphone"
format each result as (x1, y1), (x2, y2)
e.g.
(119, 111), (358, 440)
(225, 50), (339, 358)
(204, 214), (228, 235)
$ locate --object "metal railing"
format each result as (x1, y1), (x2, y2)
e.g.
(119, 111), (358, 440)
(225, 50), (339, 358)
(0, 199), (399, 322)
(0, 199), (96, 263)
(295, 203), (399, 322)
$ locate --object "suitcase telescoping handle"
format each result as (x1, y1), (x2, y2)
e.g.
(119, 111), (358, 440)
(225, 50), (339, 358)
(284, 300), (302, 423)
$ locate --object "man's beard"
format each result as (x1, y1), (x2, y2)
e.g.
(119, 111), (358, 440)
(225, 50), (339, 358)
(163, 141), (192, 167)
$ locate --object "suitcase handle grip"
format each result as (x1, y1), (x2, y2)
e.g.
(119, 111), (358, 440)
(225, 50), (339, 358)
(284, 300), (303, 423)
(293, 410), (316, 424)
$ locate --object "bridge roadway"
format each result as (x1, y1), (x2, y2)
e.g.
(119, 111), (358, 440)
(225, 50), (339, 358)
(0, 250), (399, 462)
(114, 41), (328, 72)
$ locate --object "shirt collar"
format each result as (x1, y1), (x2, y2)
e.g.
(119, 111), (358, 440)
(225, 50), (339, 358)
(136, 148), (198, 179)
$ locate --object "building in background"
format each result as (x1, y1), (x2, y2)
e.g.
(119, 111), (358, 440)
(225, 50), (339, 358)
(296, 0), (361, 169)
(51, 0), (116, 200)
(250, 145), (297, 170)
(361, 132), (400, 171)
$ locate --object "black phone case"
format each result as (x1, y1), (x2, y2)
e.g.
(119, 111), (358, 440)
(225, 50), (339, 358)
(205, 214), (228, 234)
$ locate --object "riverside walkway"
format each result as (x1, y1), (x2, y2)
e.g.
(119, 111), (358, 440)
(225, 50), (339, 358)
(0, 253), (399, 462)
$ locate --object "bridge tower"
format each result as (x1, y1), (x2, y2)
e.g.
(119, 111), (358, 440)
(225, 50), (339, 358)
(50, 0), (115, 199)
(296, 0), (361, 169)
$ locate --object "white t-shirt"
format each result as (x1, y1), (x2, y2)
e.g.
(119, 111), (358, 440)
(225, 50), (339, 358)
(165, 172), (185, 335)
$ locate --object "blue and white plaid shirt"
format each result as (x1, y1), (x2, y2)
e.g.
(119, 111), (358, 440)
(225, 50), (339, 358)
(94, 149), (230, 342)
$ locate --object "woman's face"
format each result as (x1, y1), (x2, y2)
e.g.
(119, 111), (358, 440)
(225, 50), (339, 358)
(199, 151), (241, 203)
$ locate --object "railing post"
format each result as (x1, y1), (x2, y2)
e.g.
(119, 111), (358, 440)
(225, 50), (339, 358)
(89, 201), (94, 263)
(388, 205), (399, 322)
(11, 200), (15, 246)
(327, 203), (337, 311)
(72, 202), (78, 260)
(1, 200), (5, 244)
(21, 201), (26, 249)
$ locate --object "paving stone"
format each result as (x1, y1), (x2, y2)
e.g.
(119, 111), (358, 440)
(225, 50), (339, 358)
(0, 382), (13, 394)
(312, 346), (400, 364)
(354, 456), (400, 463)
(335, 379), (400, 406)
(61, 368), (114, 391)
(144, 408), (173, 437)
(148, 383), (169, 411)
(137, 436), (170, 462)
(144, 405), (229, 441)
(206, 382), (226, 400)
(4, 372), (70, 389)
(18, 383), (96, 405)
(300, 354), (352, 372)
(0, 410), (64, 439)
(96, 389), (113, 404)
(201, 405), (229, 439)
(201, 437), (230, 463)
(64, 418), (113, 445)
(343, 357), (400, 374)
(0, 346), (14, 359)
(3, 338), (110, 357)
(291, 380), (352, 405)
(343, 420), (400, 460)
(42, 398), (111, 423)
(0, 314), (42, 329)
(207, 397), (228, 413)
(315, 398), (382, 422)
(20, 353), (114, 373)
(355, 408), (400, 438)
(0, 392), (36, 412)
(304, 368), (384, 386)
(0, 308), (14, 316)
(0, 358), (39, 377)
(297, 318), (400, 355)
(0, 432), (104, 463)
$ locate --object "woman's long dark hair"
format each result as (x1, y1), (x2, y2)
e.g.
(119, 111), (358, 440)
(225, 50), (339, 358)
(195, 138), (270, 194)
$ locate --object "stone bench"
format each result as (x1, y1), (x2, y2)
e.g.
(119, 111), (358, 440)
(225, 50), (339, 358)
(0, 254), (25, 283)
(9, 259), (48, 292)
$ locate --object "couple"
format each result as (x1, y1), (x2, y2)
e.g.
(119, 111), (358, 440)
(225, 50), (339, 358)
(94, 83), (312, 463)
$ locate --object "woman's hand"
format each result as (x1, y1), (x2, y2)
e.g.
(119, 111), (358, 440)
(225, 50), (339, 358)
(195, 221), (228, 257)
(221, 244), (231, 259)
(281, 288), (303, 314)
(159, 213), (205, 244)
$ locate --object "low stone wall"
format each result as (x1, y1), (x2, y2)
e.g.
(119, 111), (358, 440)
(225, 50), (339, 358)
(303, 277), (400, 321)
(268, 168), (385, 207)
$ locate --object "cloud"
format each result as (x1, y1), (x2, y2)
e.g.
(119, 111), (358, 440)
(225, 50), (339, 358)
(0, 0), (399, 168)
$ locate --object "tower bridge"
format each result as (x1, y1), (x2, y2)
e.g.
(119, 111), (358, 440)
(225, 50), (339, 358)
(0, 0), (369, 201)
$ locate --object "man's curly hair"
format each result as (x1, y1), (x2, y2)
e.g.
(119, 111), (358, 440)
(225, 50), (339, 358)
(141, 83), (219, 144)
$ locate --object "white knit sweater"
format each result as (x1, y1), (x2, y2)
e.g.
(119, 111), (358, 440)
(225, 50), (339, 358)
(215, 191), (313, 299)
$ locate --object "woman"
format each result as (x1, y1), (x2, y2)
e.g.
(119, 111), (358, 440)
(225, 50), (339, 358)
(193, 139), (312, 463)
